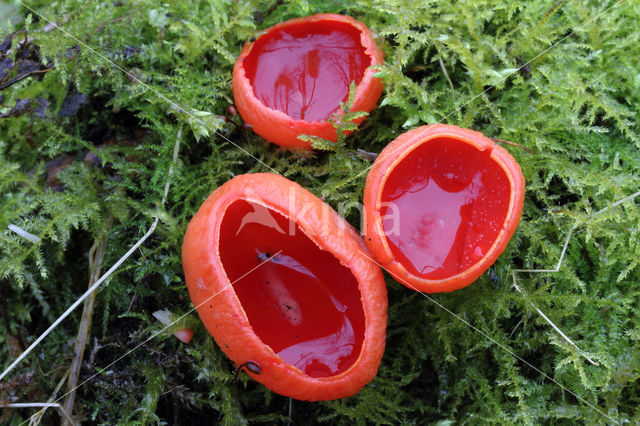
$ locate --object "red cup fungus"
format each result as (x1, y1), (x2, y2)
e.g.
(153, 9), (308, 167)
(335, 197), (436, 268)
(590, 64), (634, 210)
(363, 124), (525, 293)
(182, 173), (387, 400)
(232, 13), (384, 149)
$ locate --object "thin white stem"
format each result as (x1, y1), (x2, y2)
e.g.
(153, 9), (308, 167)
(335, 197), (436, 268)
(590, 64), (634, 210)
(0, 218), (159, 382)
(511, 224), (575, 274)
(554, 225), (576, 271)
(162, 125), (182, 205)
(312, 0), (626, 190)
(512, 278), (598, 366)
(510, 188), (640, 367)
(29, 369), (69, 426)
(1, 124), (185, 382)
(350, 246), (618, 424)
(2, 2), (630, 425)
(22, 251), (283, 426)
(596, 189), (640, 215)
(6, 403), (75, 425)
(9, 403), (62, 407)
(509, 317), (524, 339)
(7, 224), (41, 244)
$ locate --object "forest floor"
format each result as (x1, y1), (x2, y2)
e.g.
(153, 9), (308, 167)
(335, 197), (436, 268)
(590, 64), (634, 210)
(1, 0), (639, 424)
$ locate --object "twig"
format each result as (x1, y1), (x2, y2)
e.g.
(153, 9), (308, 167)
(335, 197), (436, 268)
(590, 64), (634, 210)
(509, 317), (524, 339)
(356, 148), (378, 161)
(0, 127), (182, 383)
(29, 369), (69, 426)
(63, 230), (109, 425)
(23, 251), (282, 426)
(544, 0), (567, 21)
(0, 31), (54, 91)
(490, 137), (532, 154)
(512, 280), (598, 365)
(436, 45), (456, 105)
(510, 189), (640, 366)
(8, 224), (41, 244)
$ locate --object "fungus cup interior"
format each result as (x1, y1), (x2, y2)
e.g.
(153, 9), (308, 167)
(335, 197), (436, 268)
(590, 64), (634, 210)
(380, 138), (511, 280)
(219, 199), (365, 378)
(243, 19), (370, 122)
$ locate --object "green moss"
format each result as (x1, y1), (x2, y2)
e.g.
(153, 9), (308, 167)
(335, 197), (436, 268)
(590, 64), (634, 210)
(1, 0), (639, 424)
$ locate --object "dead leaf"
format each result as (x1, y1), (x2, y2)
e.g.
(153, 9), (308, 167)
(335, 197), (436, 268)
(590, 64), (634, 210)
(0, 98), (31, 118)
(5, 334), (23, 359)
(0, 58), (13, 82)
(0, 31), (53, 91)
(58, 92), (87, 117)
(0, 33), (12, 55)
(33, 97), (49, 118)
(44, 155), (74, 190)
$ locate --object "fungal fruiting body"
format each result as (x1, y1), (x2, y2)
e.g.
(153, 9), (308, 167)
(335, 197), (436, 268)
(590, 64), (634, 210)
(232, 13), (384, 148)
(363, 124), (525, 293)
(182, 173), (387, 400)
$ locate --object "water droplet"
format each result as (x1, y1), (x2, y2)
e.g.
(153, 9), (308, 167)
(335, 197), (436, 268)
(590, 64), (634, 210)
(472, 246), (484, 260)
(196, 277), (207, 290)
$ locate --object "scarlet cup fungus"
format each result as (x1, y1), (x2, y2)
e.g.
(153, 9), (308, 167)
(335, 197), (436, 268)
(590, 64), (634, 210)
(232, 13), (384, 149)
(363, 124), (525, 293)
(182, 173), (387, 400)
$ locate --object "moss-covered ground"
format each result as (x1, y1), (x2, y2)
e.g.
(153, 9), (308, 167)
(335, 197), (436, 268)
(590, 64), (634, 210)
(1, 0), (639, 424)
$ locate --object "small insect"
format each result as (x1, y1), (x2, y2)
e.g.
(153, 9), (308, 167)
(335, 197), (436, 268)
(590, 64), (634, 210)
(233, 360), (262, 382)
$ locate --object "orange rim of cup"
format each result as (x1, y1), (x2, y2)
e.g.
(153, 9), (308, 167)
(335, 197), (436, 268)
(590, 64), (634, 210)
(182, 173), (387, 400)
(363, 124), (526, 293)
(232, 13), (384, 149)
